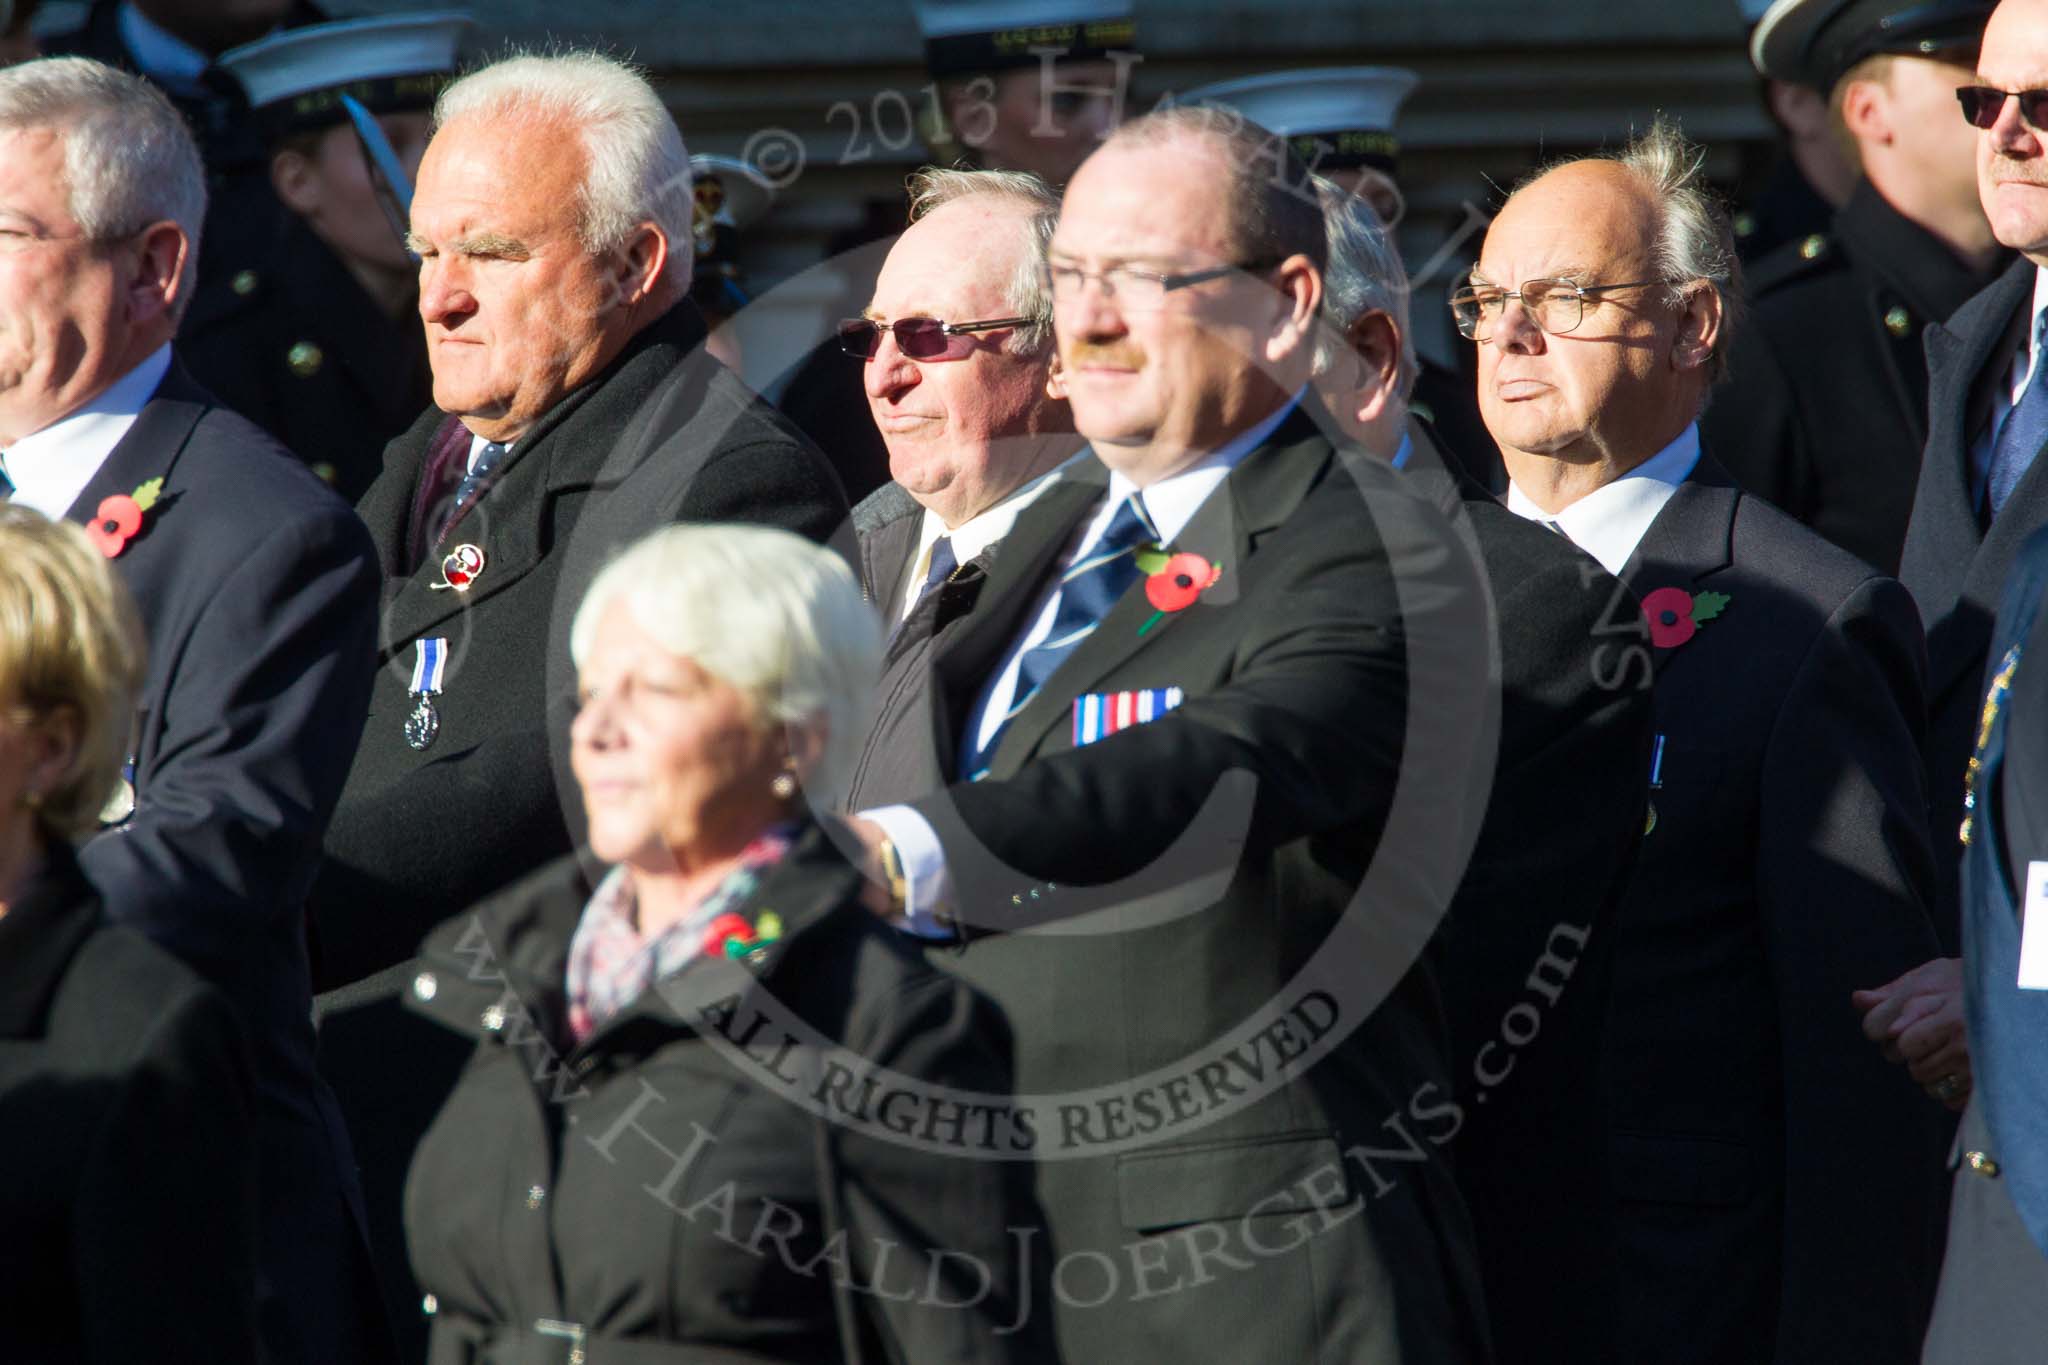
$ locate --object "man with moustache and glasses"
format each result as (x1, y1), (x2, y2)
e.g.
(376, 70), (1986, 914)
(847, 106), (1493, 1362)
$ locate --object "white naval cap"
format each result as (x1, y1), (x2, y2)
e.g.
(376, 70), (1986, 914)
(217, 11), (472, 128)
(914, 0), (1137, 77)
(1179, 67), (1419, 173)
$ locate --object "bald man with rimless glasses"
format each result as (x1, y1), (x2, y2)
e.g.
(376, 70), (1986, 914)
(1474, 121), (1947, 1365)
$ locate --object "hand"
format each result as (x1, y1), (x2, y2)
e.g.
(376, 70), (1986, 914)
(1852, 956), (1971, 1111)
(842, 816), (898, 919)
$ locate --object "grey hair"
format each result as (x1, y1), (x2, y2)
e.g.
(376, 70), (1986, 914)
(570, 524), (882, 812)
(435, 51), (695, 293)
(1314, 176), (1419, 401)
(906, 165), (1059, 356)
(1102, 104), (1328, 276)
(0, 57), (205, 314)
(1602, 116), (1742, 380)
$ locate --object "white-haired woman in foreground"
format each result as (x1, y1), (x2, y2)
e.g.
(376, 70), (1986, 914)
(402, 523), (1043, 1363)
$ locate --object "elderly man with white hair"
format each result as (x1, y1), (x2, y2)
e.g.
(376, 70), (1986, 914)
(306, 49), (847, 1354)
(0, 55), (391, 1364)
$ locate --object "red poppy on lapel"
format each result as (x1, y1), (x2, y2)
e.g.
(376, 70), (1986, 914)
(1138, 551), (1222, 634)
(85, 477), (164, 559)
(1642, 586), (1730, 649)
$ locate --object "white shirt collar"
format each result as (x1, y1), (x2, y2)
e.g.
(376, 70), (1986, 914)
(117, 3), (211, 95)
(1105, 390), (1302, 544)
(3, 345), (173, 520)
(466, 431), (513, 474)
(1505, 422), (1701, 576)
(899, 455), (1077, 620)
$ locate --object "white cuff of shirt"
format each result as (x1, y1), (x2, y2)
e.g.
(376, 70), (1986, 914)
(858, 803), (956, 938)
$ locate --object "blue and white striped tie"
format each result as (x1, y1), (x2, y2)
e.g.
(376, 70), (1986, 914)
(963, 492), (1158, 778)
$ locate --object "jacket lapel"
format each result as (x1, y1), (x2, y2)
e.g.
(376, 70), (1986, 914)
(1616, 465), (1739, 682)
(984, 405), (1336, 779)
(61, 362), (210, 533)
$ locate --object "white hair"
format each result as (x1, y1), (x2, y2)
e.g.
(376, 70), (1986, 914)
(570, 525), (881, 811)
(1315, 176), (1418, 400)
(1605, 116), (1742, 380)
(435, 51), (695, 292)
(0, 57), (205, 313)
(907, 165), (1059, 356)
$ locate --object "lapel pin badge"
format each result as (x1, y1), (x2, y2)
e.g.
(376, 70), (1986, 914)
(430, 543), (487, 593)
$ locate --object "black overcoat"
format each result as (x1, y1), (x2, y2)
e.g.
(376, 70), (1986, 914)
(402, 824), (1047, 1363)
(0, 843), (261, 1363)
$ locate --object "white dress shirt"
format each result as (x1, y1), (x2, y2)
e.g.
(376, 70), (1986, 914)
(1969, 264), (2048, 507)
(864, 393), (1302, 931)
(895, 458), (1074, 622)
(3, 345), (172, 520)
(1505, 423), (1701, 576)
(466, 431), (511, 474)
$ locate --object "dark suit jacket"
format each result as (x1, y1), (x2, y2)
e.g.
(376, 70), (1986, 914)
(1401, 422), (1654, 1363)
(1902, 256), (2042, 950)
(403, 823), (1046, 1363)
(900, 403), (1496, 1363)
(1602, 459), (1947, 1364)
(0, 844), (259, 1363)
(311, 300), (849, 1360)
(68, 360), (389, 1364)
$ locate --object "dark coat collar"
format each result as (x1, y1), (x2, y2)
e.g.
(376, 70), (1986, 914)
(1835, 178), (2008, 323)
(1617, 458), (1741, 680)
(410, 820), (867, 1056)
(363, 302), (718, 653)
(0, 843), (106, 1040)
(61, 359), (213, 532)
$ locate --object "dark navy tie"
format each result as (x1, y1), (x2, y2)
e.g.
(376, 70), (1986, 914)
(1990, 315), (2048, 518)
(888, 535), (958, 646)
(438, 440), (509, 544)
(0, 454), (12, 501)
(963, 492), (1157, 778)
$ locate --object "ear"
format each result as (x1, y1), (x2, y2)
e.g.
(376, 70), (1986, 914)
(1671, 283), (1723, 374)
(1345, 309), (1403, 425)
(1262, 253), (1324, 367)
(1045, 352), (1068, 399)
(125, 221), (188, 328)
(606, 222), (669, 310)
(1838, 74), (1891, 147)
(783, 714), (831, 784)
(269, 148), (320, 216)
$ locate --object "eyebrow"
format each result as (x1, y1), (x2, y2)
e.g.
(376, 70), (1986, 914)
(419, 231), (532, 260)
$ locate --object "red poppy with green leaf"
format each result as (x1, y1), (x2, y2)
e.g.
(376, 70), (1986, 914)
(85, 476), (165, 559)
(1134, 544), (1221, 635)
(1642, 586), (1731, 649)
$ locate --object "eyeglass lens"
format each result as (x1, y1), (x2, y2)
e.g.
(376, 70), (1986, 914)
(837, 318), (962, 360)
(1958, 86), (2048, 130)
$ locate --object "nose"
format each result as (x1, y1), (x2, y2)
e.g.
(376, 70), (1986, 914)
(1058, 273), (1126, 341)
(862, 326), (919, 402)
(1489, 294), (1545, 357)
(419, 254), (476, 329)
(1991, 92), (2039, 157)
(571, 684), (625, 752)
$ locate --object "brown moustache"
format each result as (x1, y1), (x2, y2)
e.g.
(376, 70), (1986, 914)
(1065, 339), (1147, 369)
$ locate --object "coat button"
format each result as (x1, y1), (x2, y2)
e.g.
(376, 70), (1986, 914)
(287, 340), (324, 378)
(231, 269), (259, 296)
(1884, 305), (1912, 338)
(1966, 1150), (2001, 1177)
(1799, 233), (1827, 261)
(413, 971), (438, 1001)
(481, 1003), (506, 1032)
(526, 1184), (547, 1209)
(421, 1294), (438, 1316)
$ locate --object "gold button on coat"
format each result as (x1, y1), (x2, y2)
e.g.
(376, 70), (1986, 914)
(287, 341), (324, 378)
(1966, 1150), (2001, 1177)
(1884, 306), (1912, 338)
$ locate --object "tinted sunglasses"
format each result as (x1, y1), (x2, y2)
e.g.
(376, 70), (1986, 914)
(1958, 86), (2048, 131)
(837, 314), (1039, 361)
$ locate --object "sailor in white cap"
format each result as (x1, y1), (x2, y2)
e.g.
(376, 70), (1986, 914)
(179, 11), (470, 500)
(915, 0), (1137, 186)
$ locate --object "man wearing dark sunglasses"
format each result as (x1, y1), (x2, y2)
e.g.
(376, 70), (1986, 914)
(1903, 3), (2048, 1357)
(1705, 0), (2005, 578)
(843, 165), (1083, 812)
